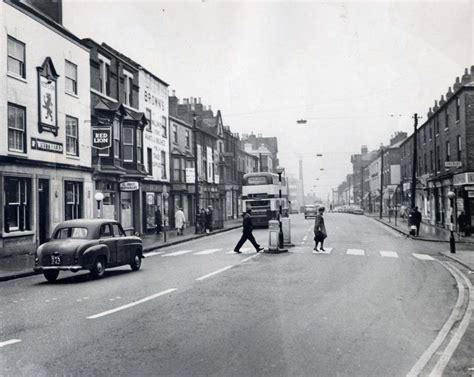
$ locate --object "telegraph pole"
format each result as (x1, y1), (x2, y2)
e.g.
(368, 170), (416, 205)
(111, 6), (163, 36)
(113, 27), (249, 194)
(411, 113), (418, 209)
(379, 147), (384, 219)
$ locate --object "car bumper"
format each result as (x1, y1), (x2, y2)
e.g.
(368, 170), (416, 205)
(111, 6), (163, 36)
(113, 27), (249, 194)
(34, 265), (83, 273)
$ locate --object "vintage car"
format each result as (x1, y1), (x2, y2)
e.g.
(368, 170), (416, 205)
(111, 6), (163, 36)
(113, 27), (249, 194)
(304, 204), (318, 219)
(34, 219), (143, 282)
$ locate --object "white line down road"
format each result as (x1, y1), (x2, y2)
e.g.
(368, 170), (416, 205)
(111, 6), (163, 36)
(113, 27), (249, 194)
(87, 288), (177, 319)
(196, 266), (234, 281)
(346, 249), (365, 256)
(0, 339), (22, 348)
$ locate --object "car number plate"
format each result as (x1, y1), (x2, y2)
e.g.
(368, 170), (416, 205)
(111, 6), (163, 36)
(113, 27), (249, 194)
(51, 255), (62, 266)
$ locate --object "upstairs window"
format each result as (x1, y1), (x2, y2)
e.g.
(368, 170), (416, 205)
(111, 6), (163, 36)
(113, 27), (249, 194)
(123, 127), (134, 162)
(445, 109), (449, 129)
(137, 129), (143, 164)
(161, 116), (167, 137)
(8, 103), (26, 153)
(446, 141), (450, 162)
(123, 70), (133, 106)
(185, 130), (190, 148)
(456, 97), (460, 121)
(161, 151), (167, 179)
(98, 55), (111, 96)
(65, 60), (78, 95)
(145, 108), (152, 131)
(113, 120), (120, 158)
(457, 135), (462, 161)
(173, 124), (178, 144)
(7, 36), (25, 78)
(66, 116), (79, 156)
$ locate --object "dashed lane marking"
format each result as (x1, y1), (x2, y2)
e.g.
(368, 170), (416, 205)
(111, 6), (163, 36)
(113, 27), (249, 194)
(145, 251), (165, 257)
(196, 265), (234, 281)
(193, 248), (222, 255)
(380, 251), (398, 258)
(87, 288), (177, 319)
(241, 254), (260, 263)
(346, 249), (365, 256)
(162, 250), (194, 257)
(0, 339), (22, 348)
(412, 253), (435, 261)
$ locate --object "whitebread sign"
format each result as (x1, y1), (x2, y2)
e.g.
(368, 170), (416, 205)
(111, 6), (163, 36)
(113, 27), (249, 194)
(120, 181), (139, 191)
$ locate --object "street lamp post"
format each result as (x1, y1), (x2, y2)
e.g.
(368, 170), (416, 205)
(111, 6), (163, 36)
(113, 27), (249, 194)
(276, 166), (285, 249)
(94, 192), (104, 219)
(193, 113), (200, 234)
(447, 190), (456, 254)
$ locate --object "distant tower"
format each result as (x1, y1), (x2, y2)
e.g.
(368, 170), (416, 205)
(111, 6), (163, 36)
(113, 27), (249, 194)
(299, 159), (305, 206)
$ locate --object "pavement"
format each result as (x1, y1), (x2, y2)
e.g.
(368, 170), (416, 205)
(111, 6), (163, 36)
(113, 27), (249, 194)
(0, 218), (242, 282)
(367, 213), (474, 272)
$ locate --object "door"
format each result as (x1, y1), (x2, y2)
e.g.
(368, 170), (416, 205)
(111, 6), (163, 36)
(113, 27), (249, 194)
(38, 179), (50, 244)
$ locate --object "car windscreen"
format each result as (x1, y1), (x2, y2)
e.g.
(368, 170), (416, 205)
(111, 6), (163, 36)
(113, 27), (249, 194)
(54, 227), (88, 239)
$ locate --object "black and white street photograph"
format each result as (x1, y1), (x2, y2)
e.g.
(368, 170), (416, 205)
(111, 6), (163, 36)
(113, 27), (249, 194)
(1, 0), (474, 376)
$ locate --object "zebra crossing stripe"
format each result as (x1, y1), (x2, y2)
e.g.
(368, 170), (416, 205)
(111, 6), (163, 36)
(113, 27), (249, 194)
(412, 253), (435, 261)
(380, 251), (398, 258)
(347, 249), (365, 256)
(162, 250), (194, 257)
(193, 248), (222, 255)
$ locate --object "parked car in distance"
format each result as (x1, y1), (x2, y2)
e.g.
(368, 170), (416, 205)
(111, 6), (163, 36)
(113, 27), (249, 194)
(34, 219), (143, 282)
(304, 204), (318, 219)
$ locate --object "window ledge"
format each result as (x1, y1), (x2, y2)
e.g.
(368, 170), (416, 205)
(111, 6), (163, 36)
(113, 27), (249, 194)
(90, 88), (118, 103)
(7, 72), (27, 83)
(65, 91), (79, 99)
(66, 155), (81, 160)
(7, 151), (28, 158)
(2, 230), (35, 239)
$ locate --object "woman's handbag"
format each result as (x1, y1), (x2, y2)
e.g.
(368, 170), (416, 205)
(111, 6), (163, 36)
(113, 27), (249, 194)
(314, 230), (326, 242)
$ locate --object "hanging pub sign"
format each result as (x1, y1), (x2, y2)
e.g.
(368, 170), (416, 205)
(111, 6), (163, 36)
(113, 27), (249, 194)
(92, 127), (112, 149)
(37, 57), (59, 136)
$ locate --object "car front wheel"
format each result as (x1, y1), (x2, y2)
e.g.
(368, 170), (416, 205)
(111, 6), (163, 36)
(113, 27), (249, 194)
(90, 256), (106, 279)
(44, 270), (59, 282)
(130, 251), (142, 271)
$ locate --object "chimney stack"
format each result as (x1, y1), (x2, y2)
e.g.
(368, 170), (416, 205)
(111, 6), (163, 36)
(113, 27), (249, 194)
(433, 100), (439, 111)
(439, 95), (446, 106)
(428, 107), (433, 118)
(453, 77), (461, 91)
(361, 145), (368, 155)
(446, 87), (453, 100)
(461, 68), (470, 84)
(172, 89), (176, 97)
(470, 65), (474, 81)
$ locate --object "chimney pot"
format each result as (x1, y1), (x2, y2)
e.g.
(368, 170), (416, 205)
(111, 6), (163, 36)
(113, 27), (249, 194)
(172, 89), (176, 97)
(462, 68), (470, 84)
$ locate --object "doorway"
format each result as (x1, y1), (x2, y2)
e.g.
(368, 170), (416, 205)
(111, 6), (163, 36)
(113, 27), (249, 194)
(38, 179), (50, 244)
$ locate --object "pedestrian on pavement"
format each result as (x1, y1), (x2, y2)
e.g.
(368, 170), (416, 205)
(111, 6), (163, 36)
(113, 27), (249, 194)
(198, 208), (206, 234)
(458, 211), (468, 237)
(234, 208), (264, 253)
(205, 206), (213, 234)
(155, 206), (163, 235)
(409, 207), (422, 236)
(175, 207), (186, 236)
(313, 206), (327, 252)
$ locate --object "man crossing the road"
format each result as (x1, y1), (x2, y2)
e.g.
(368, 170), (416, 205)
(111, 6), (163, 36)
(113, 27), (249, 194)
(234, 208), (265, 253)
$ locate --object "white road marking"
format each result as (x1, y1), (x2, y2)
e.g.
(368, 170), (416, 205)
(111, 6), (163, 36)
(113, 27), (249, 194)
(145, 251), (165, 257)
(302, 236), (307, 242)
(193, 248), (222, 255)
(241, 254), (260, 262)
(162, 250), (194, 257)
(196, 265), (234, 281)
(87, 288), (177, 319)
(226, 247), (254, 254)
(0, 339), (22, 348)
(318, 247), (333, 254)
(412, 253), (435, 261)
(380, 251), (398, 258)
(346, 249), (365, 256)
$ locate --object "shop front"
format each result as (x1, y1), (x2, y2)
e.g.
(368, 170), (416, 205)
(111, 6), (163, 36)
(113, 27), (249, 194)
(453, 172), (474, 233)
(142, 182), (170, 234)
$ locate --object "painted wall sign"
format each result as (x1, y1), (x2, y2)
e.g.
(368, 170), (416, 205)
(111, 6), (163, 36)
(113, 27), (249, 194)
(31, 137), (63, 154)
(120, 181), (139, 191)
(92, 127), (112, 149)
(185, 168), (195, 183)
(445, 161), (462, 168)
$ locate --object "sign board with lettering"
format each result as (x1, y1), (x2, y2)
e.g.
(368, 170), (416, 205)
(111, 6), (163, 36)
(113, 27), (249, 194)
(120, 181), (139, 191)
(185, 168), (195, 183)
(31, 138), (63, 154)
(445, 161), (462, 168)
(92, 127), (112, 149)
(453, 172), (474, 186)
(37, 57), (59, 136)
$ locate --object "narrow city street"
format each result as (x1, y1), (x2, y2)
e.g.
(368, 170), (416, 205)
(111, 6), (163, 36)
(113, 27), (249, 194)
(1, 214), (470, 376)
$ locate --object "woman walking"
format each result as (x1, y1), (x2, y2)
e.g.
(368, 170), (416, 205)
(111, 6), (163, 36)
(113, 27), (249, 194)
(313, 206), (327, 252)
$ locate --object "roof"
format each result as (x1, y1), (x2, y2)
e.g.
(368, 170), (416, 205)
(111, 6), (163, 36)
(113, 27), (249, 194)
(56, 219), (119, 227)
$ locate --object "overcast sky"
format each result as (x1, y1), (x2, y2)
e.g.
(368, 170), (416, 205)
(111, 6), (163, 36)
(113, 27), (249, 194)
(63, 0), (473, 200)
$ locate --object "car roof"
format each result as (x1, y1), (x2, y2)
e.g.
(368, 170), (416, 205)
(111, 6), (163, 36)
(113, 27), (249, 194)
(56, 219), (119, 227)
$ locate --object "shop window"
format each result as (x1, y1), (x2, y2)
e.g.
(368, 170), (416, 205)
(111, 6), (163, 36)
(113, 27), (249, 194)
(7, 36), (25, 78)
(123, 127), (134, 162)
(121, 192), (133, 229)
(8, 103), (26, 153)
(66, 115), (79, 156)
(65, 181), (82, 220)
(65, 60), (77, 95)
(4, 177), (30, 232)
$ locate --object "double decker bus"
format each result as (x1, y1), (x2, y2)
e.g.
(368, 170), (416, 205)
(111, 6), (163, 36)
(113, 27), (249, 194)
(241, 172), (289, 227)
